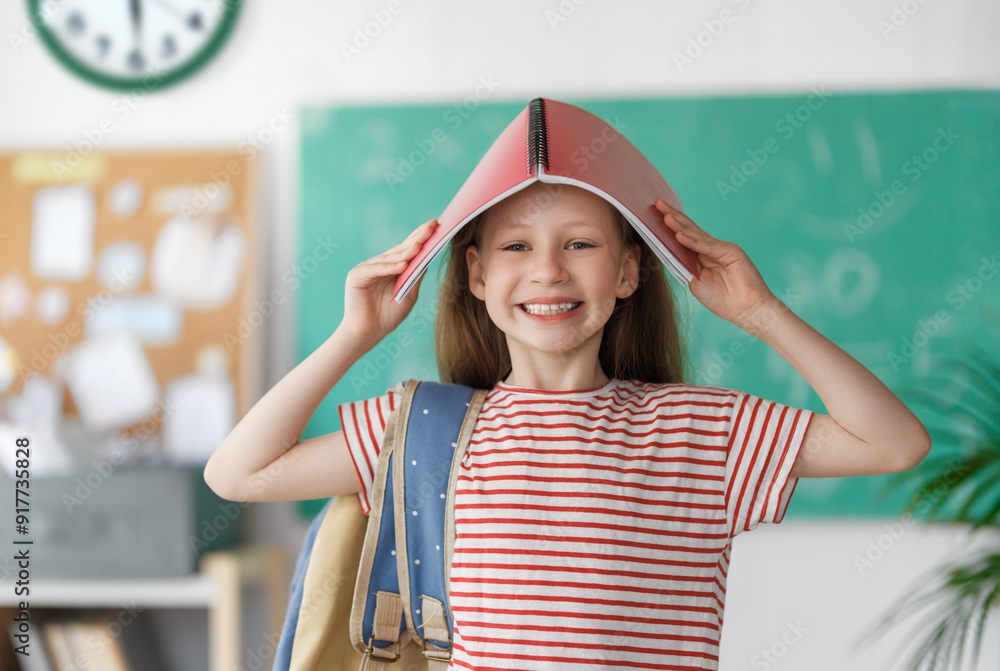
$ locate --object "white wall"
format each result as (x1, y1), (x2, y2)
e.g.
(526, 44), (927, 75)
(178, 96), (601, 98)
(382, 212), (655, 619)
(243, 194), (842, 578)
(3, 1), (998, 669)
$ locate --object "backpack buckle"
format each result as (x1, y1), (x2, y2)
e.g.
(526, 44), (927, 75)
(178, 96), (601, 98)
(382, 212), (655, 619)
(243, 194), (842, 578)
(421, 643), (452, 662)
(364, 635), (401, 662)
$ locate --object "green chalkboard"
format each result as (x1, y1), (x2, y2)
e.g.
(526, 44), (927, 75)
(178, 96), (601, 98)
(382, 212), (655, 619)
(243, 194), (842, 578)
(296, 90), (1000, 519)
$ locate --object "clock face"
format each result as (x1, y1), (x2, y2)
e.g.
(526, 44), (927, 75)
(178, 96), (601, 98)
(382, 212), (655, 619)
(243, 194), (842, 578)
(30, 0), (241, 91)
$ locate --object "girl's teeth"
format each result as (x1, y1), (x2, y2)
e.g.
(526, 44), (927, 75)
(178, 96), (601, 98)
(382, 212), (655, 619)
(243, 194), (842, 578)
(522, 302), (580, 315)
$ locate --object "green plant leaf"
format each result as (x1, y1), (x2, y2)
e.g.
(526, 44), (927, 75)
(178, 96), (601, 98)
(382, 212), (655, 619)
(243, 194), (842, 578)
(969, 580), (999, 669)
(950, 447), (1000, 526)
(859, 339), (1000, 670)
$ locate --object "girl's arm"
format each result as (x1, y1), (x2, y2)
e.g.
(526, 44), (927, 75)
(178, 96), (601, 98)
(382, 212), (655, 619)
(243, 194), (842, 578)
(203, 326), (373, 502)
(203, 219), (439, 502)
(656, 199), (931, 478)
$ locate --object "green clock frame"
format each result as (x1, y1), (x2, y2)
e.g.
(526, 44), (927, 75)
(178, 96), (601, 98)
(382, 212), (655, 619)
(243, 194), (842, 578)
(27, 0), (243, 92)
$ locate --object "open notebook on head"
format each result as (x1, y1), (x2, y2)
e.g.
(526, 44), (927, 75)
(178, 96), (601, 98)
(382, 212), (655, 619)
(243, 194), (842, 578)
(392, 97), (699, 304)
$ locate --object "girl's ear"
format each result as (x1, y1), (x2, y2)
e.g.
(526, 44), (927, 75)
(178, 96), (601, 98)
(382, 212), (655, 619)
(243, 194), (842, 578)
(465, 245), (486, 301)
(616, 243), (641, 299)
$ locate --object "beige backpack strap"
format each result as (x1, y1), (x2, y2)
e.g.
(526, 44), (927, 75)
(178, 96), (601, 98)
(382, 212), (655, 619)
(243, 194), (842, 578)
(357, 591), (404, 670)
(391, 380), (419, 637)
(418, 595), (451, 670)
(351, 379), (420, 665)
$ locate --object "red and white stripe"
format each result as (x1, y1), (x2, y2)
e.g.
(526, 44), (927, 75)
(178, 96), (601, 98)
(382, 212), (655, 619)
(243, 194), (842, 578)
(339, 378), (813, 670)
(337, 390), (398, 515)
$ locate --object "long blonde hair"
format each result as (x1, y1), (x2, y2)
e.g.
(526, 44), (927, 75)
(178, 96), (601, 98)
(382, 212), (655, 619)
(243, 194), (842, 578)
(433, 192), (689, 390)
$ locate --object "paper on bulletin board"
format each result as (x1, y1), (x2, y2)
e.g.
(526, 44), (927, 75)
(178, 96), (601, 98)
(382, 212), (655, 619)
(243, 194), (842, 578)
(150, 214), (246, 309)
(60, 331), (160, 433)
(162, 372), (236, 465)
(31, 183), (96, 281)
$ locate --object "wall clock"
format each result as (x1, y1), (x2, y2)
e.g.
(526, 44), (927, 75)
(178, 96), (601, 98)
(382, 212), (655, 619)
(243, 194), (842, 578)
(28, 0), (242, 91)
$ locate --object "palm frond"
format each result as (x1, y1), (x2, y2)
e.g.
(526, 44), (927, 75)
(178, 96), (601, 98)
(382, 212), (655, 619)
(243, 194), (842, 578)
(874, 340), (1000, 526)
(970, 580), (1000, 668)
(875, 441), (1000, 527)
(854, 549), (1000, 671)
(853, 547), (960, 644)
(858, 339), (1000, 670)
(903, 442), (1000, 526)
(955, 455), (1000, 528)
(900, 381), (1000, 440)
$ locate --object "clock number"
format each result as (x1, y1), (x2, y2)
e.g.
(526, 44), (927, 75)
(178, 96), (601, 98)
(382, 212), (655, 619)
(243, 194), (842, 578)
(66, 12), (85, 36)
(187, 13), (203, 31)
(161, 35), (177, 59)
(127, 49), (146, 71)
(95, 35), (111, 59)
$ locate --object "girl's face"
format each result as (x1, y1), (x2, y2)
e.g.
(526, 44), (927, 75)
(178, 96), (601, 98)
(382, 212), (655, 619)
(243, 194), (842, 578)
(466, 183), (639, 369)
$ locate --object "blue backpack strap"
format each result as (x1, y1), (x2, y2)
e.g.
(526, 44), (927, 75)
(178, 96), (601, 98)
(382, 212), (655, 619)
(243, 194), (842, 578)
(393, 380), (483, 662)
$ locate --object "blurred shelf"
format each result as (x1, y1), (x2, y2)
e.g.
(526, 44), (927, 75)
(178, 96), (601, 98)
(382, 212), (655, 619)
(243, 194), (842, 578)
(0, 573), (217, 608)
(0, 545), (288, 671)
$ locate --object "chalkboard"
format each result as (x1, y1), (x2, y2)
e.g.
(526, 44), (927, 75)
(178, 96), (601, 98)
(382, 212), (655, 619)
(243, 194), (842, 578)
(296, 90), (1000, 519)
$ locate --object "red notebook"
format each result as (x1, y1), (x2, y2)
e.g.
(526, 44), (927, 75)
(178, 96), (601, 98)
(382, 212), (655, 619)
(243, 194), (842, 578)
(392, 97), (699, 303)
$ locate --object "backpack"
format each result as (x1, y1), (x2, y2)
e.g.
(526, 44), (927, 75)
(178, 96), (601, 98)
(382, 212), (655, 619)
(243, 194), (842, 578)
(273, 379), (489, 671)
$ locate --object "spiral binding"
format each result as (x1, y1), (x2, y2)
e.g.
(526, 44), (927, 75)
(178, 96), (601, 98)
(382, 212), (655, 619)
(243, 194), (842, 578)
(527, 98), (549, 175)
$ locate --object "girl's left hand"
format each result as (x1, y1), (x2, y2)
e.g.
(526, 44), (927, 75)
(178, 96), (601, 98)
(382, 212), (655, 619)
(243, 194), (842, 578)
(655, 198), (777, 327)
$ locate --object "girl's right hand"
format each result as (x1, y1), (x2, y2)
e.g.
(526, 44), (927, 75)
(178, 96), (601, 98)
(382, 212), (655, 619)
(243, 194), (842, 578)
(340, 219), (439, 346)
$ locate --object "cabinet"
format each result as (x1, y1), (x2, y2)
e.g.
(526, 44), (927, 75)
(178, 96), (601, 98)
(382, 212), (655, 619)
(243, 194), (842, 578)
(0, 545), (288, 671)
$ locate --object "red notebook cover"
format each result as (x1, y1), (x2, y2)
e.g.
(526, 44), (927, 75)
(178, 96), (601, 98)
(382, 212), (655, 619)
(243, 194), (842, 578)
(392, 98), (698, 303)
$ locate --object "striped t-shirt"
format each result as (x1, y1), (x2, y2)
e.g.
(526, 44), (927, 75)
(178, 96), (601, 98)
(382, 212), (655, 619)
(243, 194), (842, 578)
(338, 377), (813, 670)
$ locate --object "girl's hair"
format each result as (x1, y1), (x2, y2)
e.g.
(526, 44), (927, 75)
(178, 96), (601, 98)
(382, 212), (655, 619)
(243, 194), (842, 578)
(434, 190), (688, 389)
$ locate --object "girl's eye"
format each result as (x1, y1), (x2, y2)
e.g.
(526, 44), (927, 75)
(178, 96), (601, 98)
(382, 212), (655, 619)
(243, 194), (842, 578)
(500, 242), (594, 252)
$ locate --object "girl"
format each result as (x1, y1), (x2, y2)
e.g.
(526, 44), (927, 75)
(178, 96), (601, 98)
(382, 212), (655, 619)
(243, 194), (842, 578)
(205, 178), (931, 669)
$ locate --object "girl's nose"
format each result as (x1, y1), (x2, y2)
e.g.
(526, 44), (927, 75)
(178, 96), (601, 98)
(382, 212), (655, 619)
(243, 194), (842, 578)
(529, 247), (569, 284)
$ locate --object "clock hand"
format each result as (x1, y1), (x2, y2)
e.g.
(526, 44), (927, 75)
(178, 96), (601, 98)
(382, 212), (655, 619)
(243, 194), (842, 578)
(126, 0), (147, 70)
(147, 0), (204, 30)
(130, 0), (142, 41)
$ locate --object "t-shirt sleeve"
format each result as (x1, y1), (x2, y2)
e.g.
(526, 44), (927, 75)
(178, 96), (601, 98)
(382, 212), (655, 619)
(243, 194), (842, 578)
(337, 382), (404, 515)
(724, 390), (814, 537)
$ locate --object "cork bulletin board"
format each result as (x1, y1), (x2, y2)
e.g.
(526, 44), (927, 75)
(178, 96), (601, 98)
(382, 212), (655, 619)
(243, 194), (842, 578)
(0, 150), (259, 472)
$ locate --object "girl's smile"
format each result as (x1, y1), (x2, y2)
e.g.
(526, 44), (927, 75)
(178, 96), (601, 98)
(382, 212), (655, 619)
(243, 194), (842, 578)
(518, 298), (583, 317)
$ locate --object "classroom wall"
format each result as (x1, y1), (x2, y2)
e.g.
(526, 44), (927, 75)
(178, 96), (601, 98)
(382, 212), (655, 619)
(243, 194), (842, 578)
(2, 1), (998, 669)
